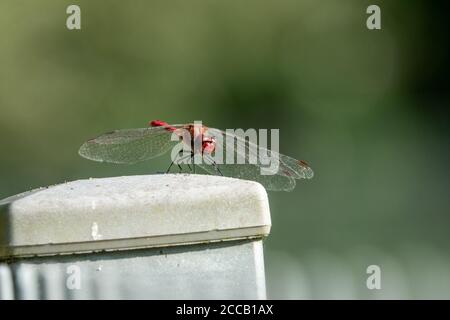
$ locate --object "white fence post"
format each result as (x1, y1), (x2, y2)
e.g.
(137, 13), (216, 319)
(0, 174), (271, 299)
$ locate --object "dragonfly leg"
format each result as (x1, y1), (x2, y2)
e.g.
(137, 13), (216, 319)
(166, 160), (175, 173)
(166, 149), (184, 173)
(205, 155), (223, 176)
(191, 153), (196, 174)
(175, 151), (193, 173)
(214, 161), (223, 176)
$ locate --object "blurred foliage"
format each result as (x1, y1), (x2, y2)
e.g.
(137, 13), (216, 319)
(0, 0), (448, 298)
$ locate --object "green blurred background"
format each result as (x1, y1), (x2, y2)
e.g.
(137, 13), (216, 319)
(0, 0), (449, 298)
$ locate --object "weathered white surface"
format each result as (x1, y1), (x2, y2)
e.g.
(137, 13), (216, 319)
(0, 174), (271, 258)
(0, 240), (267, 300)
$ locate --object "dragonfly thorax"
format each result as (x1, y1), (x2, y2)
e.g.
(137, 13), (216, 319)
(150, 120), (216, 155)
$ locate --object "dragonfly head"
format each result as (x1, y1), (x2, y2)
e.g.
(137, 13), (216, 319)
(202, 136), (216, 155)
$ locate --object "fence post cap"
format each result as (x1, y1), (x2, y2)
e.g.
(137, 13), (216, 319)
(0, 174), (271, 258)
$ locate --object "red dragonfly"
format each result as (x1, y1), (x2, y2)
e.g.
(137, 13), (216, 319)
(78, 120), (313, 191)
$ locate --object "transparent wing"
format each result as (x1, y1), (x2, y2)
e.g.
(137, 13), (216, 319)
(197, 127), (313, 191)
(277, 154), (314, 179)
(197, 160), (297, 192)
(218, 128), (313, 179)
(79, 126), (181, 164)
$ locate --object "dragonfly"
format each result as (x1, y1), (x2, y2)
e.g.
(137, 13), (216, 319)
(78, 120), (314, 191)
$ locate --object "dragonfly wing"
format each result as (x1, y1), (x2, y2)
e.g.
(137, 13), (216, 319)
(197, 160), (297, 192)
(207, 128), (313, 180)
(278, 154), (314, 179)
(79, 127), (179, 164)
